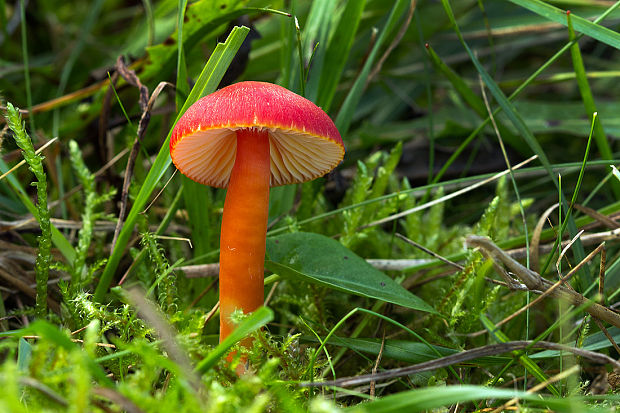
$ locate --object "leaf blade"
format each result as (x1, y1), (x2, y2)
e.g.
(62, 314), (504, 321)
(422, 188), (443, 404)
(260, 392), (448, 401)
(94, 26), (250, 302)
(265, 232), (436, 314)
(194, 306), (273, 374)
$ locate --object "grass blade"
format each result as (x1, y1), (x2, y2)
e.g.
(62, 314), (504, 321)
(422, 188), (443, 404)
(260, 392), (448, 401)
(335, 0), (410, 136)
(300, 0), (336, 101)
(481, 314), (560, 397)
(175, 0), (189, 111)
(510, 0), (620, 50)
(346, 384), (609, 412)
(315, 0), (366, 111)
(440, 0), (588, 281)
(94, 26), (250, 302)
(25, 320), (113, 387)
(194, 306), (273, 374)
(566, 11), (619, 197)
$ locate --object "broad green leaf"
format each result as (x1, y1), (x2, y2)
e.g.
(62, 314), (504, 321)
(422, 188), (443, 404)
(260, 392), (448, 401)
(95, 26), (250, 302)
(194, 306), (273, 374)
(346, 384), (614, 413)
(265, 232), (436, 314)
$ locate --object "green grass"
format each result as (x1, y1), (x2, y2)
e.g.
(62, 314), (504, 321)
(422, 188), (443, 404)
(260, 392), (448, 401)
(0, 0), (619, 411)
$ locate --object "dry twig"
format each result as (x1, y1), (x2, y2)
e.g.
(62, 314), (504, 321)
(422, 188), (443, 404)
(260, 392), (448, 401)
(302, 341), (619, 388)
(111, 56), (173, 249)
(466, 236), (620, 328)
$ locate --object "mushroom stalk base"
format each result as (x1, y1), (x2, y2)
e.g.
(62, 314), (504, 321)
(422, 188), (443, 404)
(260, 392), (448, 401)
(219, 128), (270, 342)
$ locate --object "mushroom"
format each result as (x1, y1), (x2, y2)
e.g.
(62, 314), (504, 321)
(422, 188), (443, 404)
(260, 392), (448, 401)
(170, 81), (344, 342)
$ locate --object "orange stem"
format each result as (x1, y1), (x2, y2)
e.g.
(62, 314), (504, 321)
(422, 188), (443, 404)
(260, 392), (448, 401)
(219, 128), (270, 342)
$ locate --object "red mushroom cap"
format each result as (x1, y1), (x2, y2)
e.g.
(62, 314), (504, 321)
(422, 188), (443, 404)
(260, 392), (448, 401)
(170, 81), (344, 188)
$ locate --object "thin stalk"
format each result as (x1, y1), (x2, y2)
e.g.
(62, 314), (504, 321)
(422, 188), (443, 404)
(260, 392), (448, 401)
(219, 129), (270, 341)
(19, 0), (34, 131)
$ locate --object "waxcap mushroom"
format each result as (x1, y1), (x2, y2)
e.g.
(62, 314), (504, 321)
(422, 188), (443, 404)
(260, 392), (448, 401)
(170, 81), (344, 188)
(170, 81), (344, 346)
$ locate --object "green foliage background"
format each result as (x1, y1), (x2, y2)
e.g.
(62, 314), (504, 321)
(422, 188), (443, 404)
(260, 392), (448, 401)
(1, 0), (620, 411)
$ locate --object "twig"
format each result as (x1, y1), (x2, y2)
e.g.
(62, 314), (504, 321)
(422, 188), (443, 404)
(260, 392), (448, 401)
(466, 244), (606, 338)
(91, 387), (145, 413)
(366, 258), (432, 271)
(142, 169), (177, 214)
(301, 340), (620, 388)
(395, 233), (463, 270)
(153, 235), (192, 248)
(187, 279), (218, 311)
(203, 300), (220, 326)
(574, 204), (620, 230)
(490, 365), (580, 413)
(370, 329), (386, 398)
(556, 230), (584, 276)
(510, 227), (620, 261)
(592, 318), (620, 355)
(48, 147), (129, 211)
(466, 236), (620, 328)
(111, 56), (149, 250)
(530, 204), (559, 273)
(264, 281), (279, 307)
(21, 335), (116, 349)
(176, 259), (433, 278)
(0, 262), (60, 314)
(111, 56), (172, 250)
(178, 263), (220, 278)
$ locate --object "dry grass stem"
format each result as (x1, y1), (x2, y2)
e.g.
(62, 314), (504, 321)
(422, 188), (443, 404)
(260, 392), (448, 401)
(466, 236), (620, 328)
(0, 137), (58, 181)
(369, 330), (386, 398)
(531, 204), (559, 272)
(302, 341), (618, 388)
(490, 365), (580, 413)
(125, 288), (200, 390)
(395, 233), (464, 270)
(363, 155), (538, 229)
